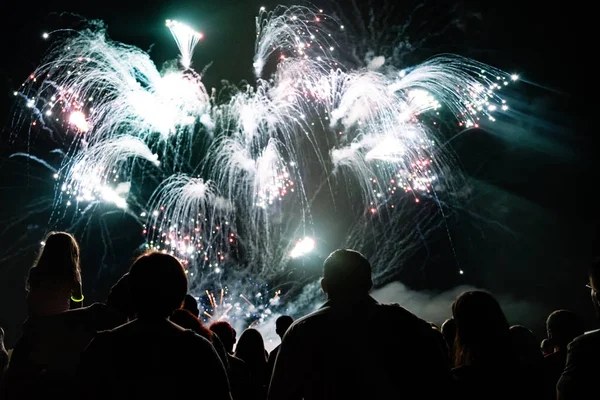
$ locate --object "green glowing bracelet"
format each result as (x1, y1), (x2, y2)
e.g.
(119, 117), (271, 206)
(71, 294), (84, 303)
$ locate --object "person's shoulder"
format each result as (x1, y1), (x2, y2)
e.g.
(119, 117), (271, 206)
(284, 307), (327, 333)
(376, 302), (428, 325)
(452, 365), (477, 380)
(84, 328), (116, 356)
(179, 328), (215, 348)
(229, 354), (245, 365)
(569, 329), (600, 350)
(269, 344), (280, 358)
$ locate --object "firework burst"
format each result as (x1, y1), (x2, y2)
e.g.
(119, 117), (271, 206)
(13, 5), (520, 331)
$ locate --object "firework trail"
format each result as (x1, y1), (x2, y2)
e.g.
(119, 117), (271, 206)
(166, 19), (204, 70)
(12, 5), (519, 330)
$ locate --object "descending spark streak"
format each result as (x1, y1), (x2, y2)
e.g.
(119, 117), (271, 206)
(166, 20), (203, 70)
(22, 24), (211, 149)
(61, 136), (160, 209)
(254, 5), (337, 78)
(146, 174), (233, 263)
(9, 153), (58, 173)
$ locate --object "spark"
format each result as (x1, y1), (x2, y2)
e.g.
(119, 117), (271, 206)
(69, 111), (89, 132)
(166, 20), (203, 70)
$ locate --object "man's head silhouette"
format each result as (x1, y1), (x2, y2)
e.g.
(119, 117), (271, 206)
(129, 251), (188, 319)
(275, 316), (294, 339)
(210, 321), (237, 353)
(321, 249), (372, 300)
(546, 310), (584, 352)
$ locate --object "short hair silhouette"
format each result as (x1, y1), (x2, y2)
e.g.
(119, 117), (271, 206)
(128, 251), (188, 318)
(210, 321), (236, 353)
(275, 315), (294, 337)
(546, 310), (584, 350)
(322, 249), (372, 298)
(183, 294), (200, 317)
(510, 325), (543, 366)
(171, 308), (213, 341)
(28, 231), (80, 288)
(107, 272), (135, 320)
(540, 338), (553, 355)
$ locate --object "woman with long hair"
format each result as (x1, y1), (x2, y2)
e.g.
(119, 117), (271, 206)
(26, 232), (83, 316)
(452, 290), (538, 398)
(235, 328), (268, 400)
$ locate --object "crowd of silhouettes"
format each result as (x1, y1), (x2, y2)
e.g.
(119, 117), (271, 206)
(0, 230), (599, 399)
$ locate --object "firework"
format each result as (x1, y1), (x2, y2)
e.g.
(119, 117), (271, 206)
(290, 237), (315, 258)
(166, 19), (203, 70)
(14, 5), (520, 332)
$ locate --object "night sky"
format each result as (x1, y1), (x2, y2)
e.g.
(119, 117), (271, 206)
(0, 0), (597, 346)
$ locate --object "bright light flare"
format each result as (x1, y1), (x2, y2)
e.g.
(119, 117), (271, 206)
(290, 237), (315, 258)
(69, 111), (89, 132)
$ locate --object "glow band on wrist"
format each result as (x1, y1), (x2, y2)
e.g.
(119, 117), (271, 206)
(71, 295), (84, 303)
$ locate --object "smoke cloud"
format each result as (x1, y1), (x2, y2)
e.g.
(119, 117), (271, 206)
(371, 281), (547, 329)
(243, 281), (547, 353)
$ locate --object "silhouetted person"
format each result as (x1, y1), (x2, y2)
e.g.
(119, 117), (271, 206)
(557, 259), (600, 399)
(105, 272), (136, 323)
(211, 321), (237, 354)
(0, 328), (8, 383)
(431, 324), (450, 366)
(211, 321), (251, 400)
(452, 291), (538, 399)
(544, 310), (583, 398)
(183, 294), (200, 317)
(441, 318), (456, 365)
(235, 328), (269, 400)
(27, 232), (84, 316)
(170, 308), (229, 369)
(268, 249), (451, 400)
(511, 325), (545, 397)
(511, 325), (544, 368)
(78, 252), (230, 399)
(2, 272), (131, 398)
(267, 316), (293, 376)
(541, 339), (553, 356)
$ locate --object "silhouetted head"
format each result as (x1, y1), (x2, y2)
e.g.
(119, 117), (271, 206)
(275, 315), (294, 338)
(510, 325), (543, 367)
(106, 273), (135, 321)
(28, 231), (80, 288)
(546, 310), (584, 352)
(441, 318), (456, 349)
(541, 338), (553, 356)
(183, 294), (200, 317)
(452, 290), (511, 367)
(210, 321), (237, 353)
(589, 258), (600, 320)
(234, 328), (266, 365)
(171, 308), (213, 340)
(321, 249), (372, 300)
(128, 251), (188, 319)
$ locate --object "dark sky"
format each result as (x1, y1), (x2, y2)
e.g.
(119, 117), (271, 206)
(0, 0), (598, 345)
